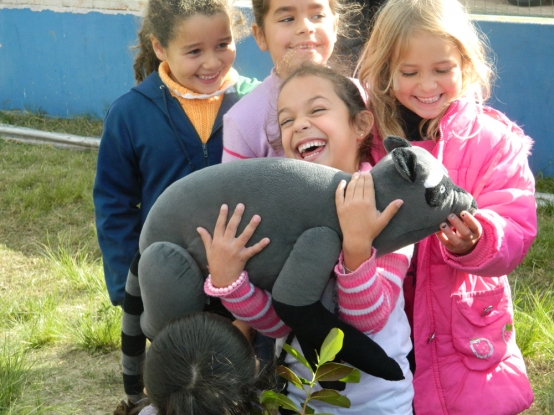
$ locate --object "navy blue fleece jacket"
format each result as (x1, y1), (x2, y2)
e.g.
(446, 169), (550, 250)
(93, 70), (258, 305)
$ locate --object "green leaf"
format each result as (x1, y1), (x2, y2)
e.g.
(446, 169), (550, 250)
(283, 343), (312, 371)
(315, 362), (356, 382)
(276, 366), (304, 390)
(304, 405), (315, 414)
(319, 328), (343, 365)
(339, 368), (361, 384)
(309, 389), (351, 408)
(259, 390), (301, 413)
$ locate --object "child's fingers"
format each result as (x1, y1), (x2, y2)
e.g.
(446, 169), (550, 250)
(196, 227), (213, 251)
(346, 173), (361, 199)
(362, 171), (375, 199)
(378, 199), (403, 228)
(435, 228), (451, 246)
(243, 237), (271, 259)
(225, 203), (246, 236)
(460, 211), (482, 236)
(213, 204), (230, 238)
(447, 213), (481, 241)
(236, 214), (263, 244)
(335, 179), (347, 206)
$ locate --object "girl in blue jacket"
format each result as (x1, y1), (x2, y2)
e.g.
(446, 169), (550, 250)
(93, 0), (259, 306)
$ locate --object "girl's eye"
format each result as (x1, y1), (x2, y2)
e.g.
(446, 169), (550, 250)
(436, 68), (453, 74)
(279, 118), (293, 127)
(312, 13), (325, 20)
(279, 16), (294, 23)
(311, 107), (326, 114)
(188, 49), (201, 56)
(218, 43), (230, 49)
(400, 71), (417, 77)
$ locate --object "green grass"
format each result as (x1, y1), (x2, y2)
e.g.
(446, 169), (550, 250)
(536, 174), (554, 194)
(0, 125), (552, 413)
(0, 110), (103, 138)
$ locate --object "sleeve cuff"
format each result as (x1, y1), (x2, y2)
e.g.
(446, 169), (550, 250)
(335, 248), (377, 280)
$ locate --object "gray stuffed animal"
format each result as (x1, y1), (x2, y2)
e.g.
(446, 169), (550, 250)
(135, 136), (476, 381)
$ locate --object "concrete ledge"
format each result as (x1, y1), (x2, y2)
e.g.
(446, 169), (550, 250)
(536, 192), (554, 206)
(0, 124), (100, 150)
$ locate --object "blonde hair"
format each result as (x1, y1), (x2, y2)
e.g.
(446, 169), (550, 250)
(357, 0), (493, 141)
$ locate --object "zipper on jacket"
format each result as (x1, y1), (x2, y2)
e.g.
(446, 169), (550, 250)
(160, 84), (195, 172)
(202, 143), (209, 167)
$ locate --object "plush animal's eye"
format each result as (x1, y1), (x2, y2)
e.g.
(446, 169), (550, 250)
(425, 176), (452, 207)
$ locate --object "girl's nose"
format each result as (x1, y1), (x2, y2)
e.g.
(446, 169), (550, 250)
(203, 53), (220, 70)
(293, 118), (310, 133)
(297, 18), (315, 35)
(419, 74), (437, 91)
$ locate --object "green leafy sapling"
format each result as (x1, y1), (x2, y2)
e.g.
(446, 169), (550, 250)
(256, 328), (361, 415)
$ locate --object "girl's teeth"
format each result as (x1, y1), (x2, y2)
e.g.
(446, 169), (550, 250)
(418, 95), (440, 104)
(298, 140), (325, 153)
(198, 74), (218, 80)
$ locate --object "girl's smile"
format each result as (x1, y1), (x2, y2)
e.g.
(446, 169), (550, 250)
(277, 75), (368, 174)
(393, 32), (463, 120)
(151, 13), (236, 94)
(252, 0), (338, 77)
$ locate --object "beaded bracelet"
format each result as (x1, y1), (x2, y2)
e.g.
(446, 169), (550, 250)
(204, 271), (247, 297)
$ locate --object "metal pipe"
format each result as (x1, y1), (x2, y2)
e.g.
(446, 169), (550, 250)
(0, 124), (100, 150)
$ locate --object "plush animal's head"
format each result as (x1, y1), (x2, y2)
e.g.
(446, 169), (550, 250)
(371, 136), (477, 255)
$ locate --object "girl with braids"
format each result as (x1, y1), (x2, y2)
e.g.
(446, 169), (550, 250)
(93, 0), (259, 307)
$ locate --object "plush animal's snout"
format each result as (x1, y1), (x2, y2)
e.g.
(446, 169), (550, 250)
(453, 184), (478, 215)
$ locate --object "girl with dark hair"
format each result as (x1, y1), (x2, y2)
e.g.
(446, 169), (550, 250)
(139, 313), (258, 415)
(199, 63), (415, 414)
(93, 0), (259, 307)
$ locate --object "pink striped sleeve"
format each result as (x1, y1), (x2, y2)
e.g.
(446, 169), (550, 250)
(335, 247), (411, 334)
(204, 271), (291, 338)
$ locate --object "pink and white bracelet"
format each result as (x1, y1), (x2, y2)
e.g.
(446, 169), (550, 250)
(204, 271), (248, 297)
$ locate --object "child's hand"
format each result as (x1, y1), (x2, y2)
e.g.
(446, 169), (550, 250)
(436, 211), (482, 255)
(197, 203), (270, 287)
(335, 171), (403, 271)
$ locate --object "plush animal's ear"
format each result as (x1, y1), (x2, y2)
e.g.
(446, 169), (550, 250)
(383, 136), (412, 153)
(391, 147), (417, 183)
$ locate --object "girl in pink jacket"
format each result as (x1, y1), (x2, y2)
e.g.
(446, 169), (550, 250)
(357, 0), (536, 413)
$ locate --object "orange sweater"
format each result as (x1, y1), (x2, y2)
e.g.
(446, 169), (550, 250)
(158, 62), (237, 143)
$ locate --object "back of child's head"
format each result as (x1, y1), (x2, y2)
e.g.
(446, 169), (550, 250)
(143, 312), (257, 415)
(276, 62), (374, 165)
(133, 0), (244, 83)
(357, 0), (493, 139)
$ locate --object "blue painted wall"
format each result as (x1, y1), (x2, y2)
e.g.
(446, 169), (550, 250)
(0, 8), (552, 175)
(475, 18), (554, 176)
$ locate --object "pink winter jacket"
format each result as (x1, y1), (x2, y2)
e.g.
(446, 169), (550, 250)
(375, 97), (536, 415)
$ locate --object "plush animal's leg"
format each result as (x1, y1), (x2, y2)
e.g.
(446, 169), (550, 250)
(274, 301), (404, 381)
(138, 241), (205, 339)
(271, 227), (404, 381)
